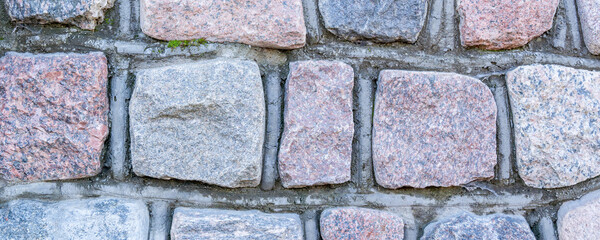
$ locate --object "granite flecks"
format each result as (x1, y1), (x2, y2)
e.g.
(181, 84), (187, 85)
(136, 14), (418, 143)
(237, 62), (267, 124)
(140, 0), (306, 49)
(458, 0), (560, 50)
(318, 0), (428, 43)
(372, 70), (497, 189)
(5, 0), (115, 30)
(278, 60), (354, 188)
(320, 207), (404, 240)
(577, 0), (600, 54)
(0, 52), (109, 182)
(558, 190), (600, 240)
(506, 65), (600, 188)
(421, 212), (536, 240)
(170, 208), (303, 240)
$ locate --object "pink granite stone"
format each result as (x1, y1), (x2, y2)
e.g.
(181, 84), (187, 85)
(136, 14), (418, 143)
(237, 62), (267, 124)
(577, 0), (600, 55)
(140, 0), (306, 49)
(278, 60), (354, 188)
(558, 190), (600, 240)
(0, 52), (109, 182)
(373, 70), (497, 189)
(458, 0), (560, 50)
(320, 207), (405, 240)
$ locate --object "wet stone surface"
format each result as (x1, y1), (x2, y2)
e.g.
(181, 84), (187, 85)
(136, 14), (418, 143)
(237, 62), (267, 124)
(558, 190), (600, 240)
(0, 52), (109, 182)
(506, 65), (600, 188)
(320, 207), (404, 240)
(278, 60), (354, 188)
(5, 0), (115, 30)
(373, 70), (497, 189)
(577, 0), (600, 55)
(130, 60), (265, 188)
(458, 0), (560, 50)
(421, 212), (536, 240)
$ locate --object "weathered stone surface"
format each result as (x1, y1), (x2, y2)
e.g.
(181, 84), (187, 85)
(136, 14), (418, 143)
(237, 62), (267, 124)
(506, 65), (600, 188)
(278, 60), (354, 188)
(318, 0), (428, 43)
(0, 198), (149, 239)
(421, 212), (535, 239)
(558, 190), (600, 240)
(171, 208), (303, 240)
(130, 60), (265, 188)
(0, 52), (109, 182)
(5, 0), (115, 30)
(320, 207), (404, 240)
(373, 70), (497, 189)
(458, 0), (560, 50)
(577, 0), (600, 55)
(140, 0), (306, 49)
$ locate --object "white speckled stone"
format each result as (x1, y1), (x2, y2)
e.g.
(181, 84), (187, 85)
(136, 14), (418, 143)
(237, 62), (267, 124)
(558, 190), (600, 240)
(577, 0), (600, 55)
(421, 212), (535, 240)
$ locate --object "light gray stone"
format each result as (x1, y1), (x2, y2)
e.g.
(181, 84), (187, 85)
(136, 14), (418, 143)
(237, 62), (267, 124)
(558, 190), (600, 240)
(421, 212), (535, 240)
(5, 0), (115, 30)
(170, 208), (303, 240)
(130, 59), (265, 188)
(506, 65), (600, 188)
(577, 0), (600, 55)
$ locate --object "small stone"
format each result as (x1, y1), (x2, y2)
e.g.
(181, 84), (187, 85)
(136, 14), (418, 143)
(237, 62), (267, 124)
(577, 0), (600, 54)
(0, 198), (149, 239)
(140, 0), (306, 49)
(458, 0), (560, 50)
(318, 0), (428, 43)
(5, 0), (115, 30)
(558, 190), (600, 240)
(421, 212), (535, 239)
(278, 60), (354, 188)
(0, 52), (109, 182)
(506, 65), (600, 188)
(171, 208), (303, 240)
(320, 207), (405, 240)
(130, 59), (265, 188)
(373, 70), (497, 189)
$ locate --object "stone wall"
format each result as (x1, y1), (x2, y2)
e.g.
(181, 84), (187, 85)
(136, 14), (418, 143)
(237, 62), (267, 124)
(0, 0), (599, 239)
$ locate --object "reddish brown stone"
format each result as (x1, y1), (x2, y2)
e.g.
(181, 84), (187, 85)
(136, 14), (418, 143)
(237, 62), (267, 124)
(140, 0), (306, 49)
(320, 207), (405, 240)
(278, 60), (354, 188)
(373, 70), (497, 189)
(0, 52), (109, 182)
(458, 0), (560, 50)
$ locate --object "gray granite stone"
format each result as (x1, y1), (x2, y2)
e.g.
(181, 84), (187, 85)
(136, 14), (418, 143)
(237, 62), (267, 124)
(318, 0), (428, 43)
(130, 59), (265, 188)
(5, 0), (115, 30)
(577, 0), (600, 55)
(506, 65), (600, 188)
(421, 212), (535, 240)
(558, 189), (600, 240)
(170, 208), (303, 240)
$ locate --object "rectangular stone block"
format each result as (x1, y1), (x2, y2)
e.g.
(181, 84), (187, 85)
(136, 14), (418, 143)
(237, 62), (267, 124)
(558, 190), (600, 240)
(577, 0), (600, 54)
(0, 52), (109, 182)
(422, 212), (535, 239)
(320, 207), (404, 240)
(5, 0), (115, 30)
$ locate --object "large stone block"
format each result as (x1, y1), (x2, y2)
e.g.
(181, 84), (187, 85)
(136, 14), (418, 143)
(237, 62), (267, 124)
(320, 207), (404, 240)
(130, 60), (265, 188)
(577, 0), (600, 55)
(421, 212), (535, 239)
(0, 52), (109, 182)
(5, 0), (115, 30)
(558, 190), (600, 240)
(373, 70), (497, 189)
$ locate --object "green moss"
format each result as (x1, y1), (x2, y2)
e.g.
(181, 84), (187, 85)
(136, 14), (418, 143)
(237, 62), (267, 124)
(167, 39), (208, 49)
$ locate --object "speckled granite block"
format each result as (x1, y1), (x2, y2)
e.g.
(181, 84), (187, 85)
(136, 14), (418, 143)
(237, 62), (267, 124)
(458, 0), (560, 50)
(140, 0), (306, 49)
(0, 198), (149, 240)
(5, 0), (115, 30)
(318, 0), (428, 43)
(373, 70), (497, 189)
(506, 65), (600, 188)
(320, 207), (404, 240)
(278, 60), (354, 188)
(558, 190), (600, 240)
(171, 208), (303, 240)
(577, 0), (600, 55)
(421, 212), (535, 239)
(130, 60), (265, 188)
(0, 52), (109, 182)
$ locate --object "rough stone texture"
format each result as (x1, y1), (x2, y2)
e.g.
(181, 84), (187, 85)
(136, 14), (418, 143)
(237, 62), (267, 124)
(0, 198), (149, 239)
(140, 0), (306, 49)
(171, 208), (303, 240)
(130, 59), (265, 188)
(318, 0), (428, 43)
(373, 70), (497, 189)
(421, 212), (535, 239)
(506, 65), (600, 188)
(457, 0), (560, 50)
(577, 0), (600, 55)
(0, 52), (109, 182)
(320, 207), (405, 240)
(5, 0), (115, 30)
(278, 60), (354, 188)
(558, 190), (600, 240)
